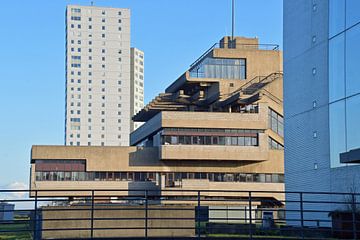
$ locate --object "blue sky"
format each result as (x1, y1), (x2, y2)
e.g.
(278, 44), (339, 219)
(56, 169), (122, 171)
(0, 0), (282, 188)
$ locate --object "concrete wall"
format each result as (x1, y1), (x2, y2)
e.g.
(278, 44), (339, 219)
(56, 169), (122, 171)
(41, 205), (194, 239)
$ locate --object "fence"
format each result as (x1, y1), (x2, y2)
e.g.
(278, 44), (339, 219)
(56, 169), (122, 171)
(0, 189), (359, 239)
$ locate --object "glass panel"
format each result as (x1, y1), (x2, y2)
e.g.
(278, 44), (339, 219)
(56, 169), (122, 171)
(231, 136), (237, 145)
(346, 95), (360, 151)
(329, 33), (345, 102)
(244, 137), (252, 146)
(251, 137), (258, 146)
(205, 136), (212, 145)
(184, 136), (192, 144)
(225, 137), (231, 145)
(238, 137), (245, 146)
(193, 136), (199, 144)
(329, 101), (346, 168)
(171, 136), (178, 144)
(199, 136), (205, 145)
(329, 0), (345, 37)
(265, 174), (272, 183)
(346, 0), (360, 28)
(346, 25), (360, 97)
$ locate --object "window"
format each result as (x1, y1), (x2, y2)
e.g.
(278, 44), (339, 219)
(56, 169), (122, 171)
(102, 33), (105, 38)
(102, 26), (105, 30)
(190, 57), (246, 79)
(269, 137), (284, 150)
(71, 8), (81, 13)
(268, 108), (284, 137)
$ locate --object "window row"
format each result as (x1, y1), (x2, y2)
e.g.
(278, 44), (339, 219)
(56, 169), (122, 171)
(162, 135), (258, 146)
(69, 79), (122, 85)
(35, 171), (284, 184)
(163, 128), (262, 134)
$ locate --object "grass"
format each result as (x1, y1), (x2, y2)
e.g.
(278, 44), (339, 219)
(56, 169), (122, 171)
(0, 221), (32, 240)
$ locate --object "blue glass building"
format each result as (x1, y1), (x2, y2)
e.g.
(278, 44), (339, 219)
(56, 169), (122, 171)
(284, 0), (360, 226)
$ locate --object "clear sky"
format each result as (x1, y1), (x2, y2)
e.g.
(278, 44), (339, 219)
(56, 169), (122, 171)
(0, 0), (282, 189)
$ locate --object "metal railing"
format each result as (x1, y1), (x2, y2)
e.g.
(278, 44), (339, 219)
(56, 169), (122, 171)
(0, 189), (359, 239)
(190, 42), (280, 69)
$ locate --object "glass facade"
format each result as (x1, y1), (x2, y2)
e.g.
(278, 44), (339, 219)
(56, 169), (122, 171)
(329, 1), (360, 168)
(161, 128), (261, 146)
(35, 170), (284, 185)
(189, 57), (246, 79)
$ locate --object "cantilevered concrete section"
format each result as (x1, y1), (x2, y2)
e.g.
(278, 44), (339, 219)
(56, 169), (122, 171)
(30, 36), (284, 205)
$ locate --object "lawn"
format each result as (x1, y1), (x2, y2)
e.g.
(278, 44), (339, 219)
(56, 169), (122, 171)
(0, 222), (32, 240)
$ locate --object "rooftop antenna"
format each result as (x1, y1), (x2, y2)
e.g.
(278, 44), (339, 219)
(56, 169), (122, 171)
(231, 0), (235, 41)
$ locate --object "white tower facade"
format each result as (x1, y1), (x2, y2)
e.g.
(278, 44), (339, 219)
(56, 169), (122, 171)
(65, 5), (131, 146)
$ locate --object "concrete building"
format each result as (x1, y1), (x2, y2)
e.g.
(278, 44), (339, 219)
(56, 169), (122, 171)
(31, 36), (284, 205)
(284, 0), (360, 226)
(130, 48), (145, 131)
(65, 5), (143, 146)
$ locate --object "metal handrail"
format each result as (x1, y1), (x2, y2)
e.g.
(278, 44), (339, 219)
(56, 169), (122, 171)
(190, 42), (280, 69)
(1, 189), (359, 239)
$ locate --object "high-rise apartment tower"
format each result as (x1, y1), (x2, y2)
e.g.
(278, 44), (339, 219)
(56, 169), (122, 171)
(65, 5), (139, 146)
(130, 48), (144, 131)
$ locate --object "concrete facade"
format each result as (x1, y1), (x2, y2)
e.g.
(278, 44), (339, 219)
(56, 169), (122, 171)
(65, 5), (131, 146)
(31, 36), (284, 205)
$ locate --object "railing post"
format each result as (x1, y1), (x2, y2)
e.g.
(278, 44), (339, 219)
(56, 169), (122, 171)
(33, 190), (38, 240)
(352, 193), (357, 240)
(300, 192), (304, 239)
(90, 190), (94, 238)
(197, 190), (201, 239)
(248, 191), (253, 240)
(145, 190), (148, 239)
